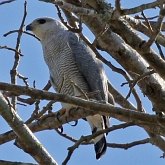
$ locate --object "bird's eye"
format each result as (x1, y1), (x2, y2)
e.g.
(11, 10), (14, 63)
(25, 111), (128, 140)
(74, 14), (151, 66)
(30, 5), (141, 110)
(37, 19), (46, 24)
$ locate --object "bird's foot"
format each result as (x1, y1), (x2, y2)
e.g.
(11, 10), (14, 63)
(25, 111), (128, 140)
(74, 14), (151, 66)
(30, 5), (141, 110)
(56, 107), (78, 126)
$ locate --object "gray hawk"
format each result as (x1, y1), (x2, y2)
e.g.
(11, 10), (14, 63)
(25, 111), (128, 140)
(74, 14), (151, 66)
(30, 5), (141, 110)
(26, 17), (114, 159)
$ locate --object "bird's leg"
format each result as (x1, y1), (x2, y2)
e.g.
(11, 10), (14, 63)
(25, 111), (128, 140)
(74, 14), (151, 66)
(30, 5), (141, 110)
(56, 107), (79, 126)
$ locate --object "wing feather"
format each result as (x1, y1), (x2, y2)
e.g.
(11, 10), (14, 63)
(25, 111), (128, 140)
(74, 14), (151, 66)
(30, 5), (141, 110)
(68, 32), (108, 101)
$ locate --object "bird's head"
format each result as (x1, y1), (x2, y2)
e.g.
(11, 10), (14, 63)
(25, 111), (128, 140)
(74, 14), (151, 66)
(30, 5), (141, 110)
(26, 17), (65, 41)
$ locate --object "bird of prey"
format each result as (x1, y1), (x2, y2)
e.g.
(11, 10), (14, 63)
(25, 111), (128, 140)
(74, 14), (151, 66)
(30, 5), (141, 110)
(26, 17), (114, 159)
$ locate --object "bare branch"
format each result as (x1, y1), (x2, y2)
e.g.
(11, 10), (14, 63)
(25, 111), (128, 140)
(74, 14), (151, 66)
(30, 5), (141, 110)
(0, 46), (24, 56)
(62, 122), (135, 165)
(110, 18), (165, 82)
(40, 0), (96, 15)
(55, 129), (83, 144)
(107, 138), (150, 149)
(155, 41), (165, 60)
(9, 0), (27, 109)
(55, 4), (82, 33)
(17, 80), (51, 105)
(56, 122), (135, 145)
(0, 82), (165, 137)
(0, 160), (37, 165)
(4, 30), (40, 41)
(17, 73), (29, 87)
(25, 100), (55, 124)
(124, 16), (165, 47)
(122, 0), (165, 15)
(108, 82), (137, 110)
(148, 131), (165, 152)
(143, 6), (165, 48)
(0, 93), (58, 164)
(125, 70), (155, 100)
(0, 0), (15, 5)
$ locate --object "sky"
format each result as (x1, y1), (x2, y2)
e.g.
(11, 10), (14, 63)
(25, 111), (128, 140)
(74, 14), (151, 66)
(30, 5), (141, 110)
(0, 0), (164, 165)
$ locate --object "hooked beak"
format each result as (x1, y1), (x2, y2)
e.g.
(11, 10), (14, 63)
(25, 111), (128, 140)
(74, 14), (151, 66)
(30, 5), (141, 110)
(26, 24), (33, 31)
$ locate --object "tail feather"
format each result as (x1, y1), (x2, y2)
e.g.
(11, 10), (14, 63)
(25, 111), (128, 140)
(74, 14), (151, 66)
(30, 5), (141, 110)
(86, 115), (108, 159)
(94, 135), (107, 160)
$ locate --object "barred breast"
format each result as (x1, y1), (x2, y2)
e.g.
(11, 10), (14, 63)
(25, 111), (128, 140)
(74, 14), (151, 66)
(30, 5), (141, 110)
(42, 34), (89, 98)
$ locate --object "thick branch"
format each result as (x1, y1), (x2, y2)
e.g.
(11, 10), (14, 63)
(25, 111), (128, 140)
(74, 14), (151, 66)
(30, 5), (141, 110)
(147, 131), (165, 152)
(39, 0), (96, 15)
(0, 160), (37, 165)
(111, 18), (165, 80)
(0, 93), (58, 165)
(0, 82), (165, 137)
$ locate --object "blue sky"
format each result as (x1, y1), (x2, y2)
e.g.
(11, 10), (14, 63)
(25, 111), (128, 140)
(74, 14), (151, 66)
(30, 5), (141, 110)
(0, 0), (164, 164)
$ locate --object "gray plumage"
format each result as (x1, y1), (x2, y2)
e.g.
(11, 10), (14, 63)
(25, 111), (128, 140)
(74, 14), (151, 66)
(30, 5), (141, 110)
(26, 17), (113, 159)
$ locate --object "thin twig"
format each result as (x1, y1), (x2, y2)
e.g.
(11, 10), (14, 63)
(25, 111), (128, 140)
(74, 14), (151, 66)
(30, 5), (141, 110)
(25, 100), (55, 124)
(25, 100), (40, 124)
(122, 0), (165, 15)
(141, 11), (153, 33)
(135, 15), (158, 20)
(0, 0), (15, 5)
(125, 70), (155, 100)
(10, 0), (27, 109)
(155, 41), (165, 60)
(142, 6), (165, 48)
(107, 138), (150, 149)
(4, 30), (40, 41)
(17, 73), (29, 87)
(56, 4), (82, 33)
(0, 46), (24, 56)
(43, 80), (52, 90)
(55, 129), (90, 144)
(17, 80), (51, 105)
(57, 122), (135, 145)
(62, 122), (135, 165)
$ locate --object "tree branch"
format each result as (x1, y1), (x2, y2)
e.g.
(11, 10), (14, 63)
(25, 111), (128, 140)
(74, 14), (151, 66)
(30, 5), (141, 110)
(0, 160), (37, 165)
(80, 14), (165, 113)
(9, 0), (27, 109)
(0, 46), (24, 56)
(107, 138), (150, 149)
(124, 16), (165, 47)
(122, 0), (165, 15)
(0, 0), (15, 5)
(39, 0), (96, 15)
(0, 82), (165, 137)
(0, 93), (58, 165)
